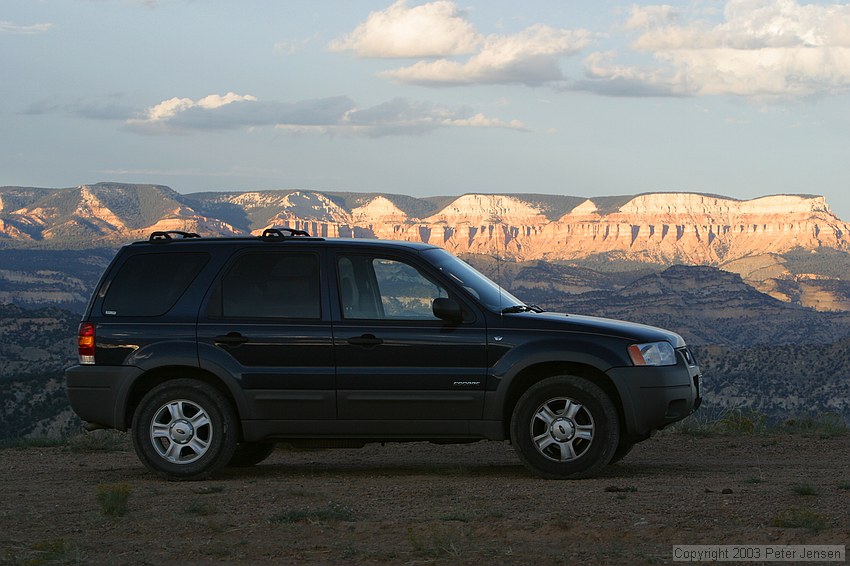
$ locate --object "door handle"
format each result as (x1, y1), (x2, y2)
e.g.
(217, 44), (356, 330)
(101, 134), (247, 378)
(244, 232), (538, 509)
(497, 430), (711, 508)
(214, 332), (249, 346)
(347, 334), (383, 347)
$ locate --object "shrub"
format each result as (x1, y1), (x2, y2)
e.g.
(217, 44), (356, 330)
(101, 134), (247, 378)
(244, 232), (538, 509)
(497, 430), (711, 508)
(716, 409), (768, 434)
(670, 408), (768, 436)
(791, 483), (819, 496)
(269, 502), (355, 524)
(96, 483), (131, 517)
(671, 409), (850, 437)
(185, 499), (218, 516)
(781, 413), (848, 438)
(771, 508), (830, 531)
(21, 539), (84, 565)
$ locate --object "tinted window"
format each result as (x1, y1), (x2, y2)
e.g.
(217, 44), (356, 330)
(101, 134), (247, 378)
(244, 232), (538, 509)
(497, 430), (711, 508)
(216, 253), (321, 319)
(102, 252), (209, 317)
(338, 255), (446, 320)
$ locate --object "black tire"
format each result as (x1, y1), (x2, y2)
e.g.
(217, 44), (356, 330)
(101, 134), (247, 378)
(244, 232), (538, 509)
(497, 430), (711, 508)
(228, 442), (276, 468)
(131, 379), (238, 480)
(510, 375), (620, 479)
(608, 441), (635, 465)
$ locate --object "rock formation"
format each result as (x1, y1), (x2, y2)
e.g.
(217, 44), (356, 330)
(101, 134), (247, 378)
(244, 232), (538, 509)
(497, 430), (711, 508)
(1, 184), (848, 268)
(270, 192), (850, 265)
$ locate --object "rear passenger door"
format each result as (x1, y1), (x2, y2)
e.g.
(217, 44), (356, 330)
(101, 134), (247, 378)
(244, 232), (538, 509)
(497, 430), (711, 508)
(332, 251), (487, 424)
(197, 248), (335, 421)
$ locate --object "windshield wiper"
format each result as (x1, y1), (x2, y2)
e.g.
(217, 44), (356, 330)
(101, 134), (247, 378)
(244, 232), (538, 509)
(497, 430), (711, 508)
(500, 304), (543, 314)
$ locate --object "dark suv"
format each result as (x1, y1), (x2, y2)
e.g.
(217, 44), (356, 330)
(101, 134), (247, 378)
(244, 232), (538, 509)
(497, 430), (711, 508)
(66, 229), (701, 480)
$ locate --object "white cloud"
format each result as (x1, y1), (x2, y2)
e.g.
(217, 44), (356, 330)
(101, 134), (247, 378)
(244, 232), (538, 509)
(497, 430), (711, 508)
(142, 93), (258, 121)
(123, 93), (525, 136)
(332, 1), (590, 86)
(585, 0), (850, 99)
(622, 5), (682, 32)
(340, 98), (527, 136)
(329, 0), (480, 58)
(126, 94), (353, 134)
(447, 114), (526, 129)
(0, 20), (53, 34)
(382, 24), (591, 86)
(575, 50), (687, 97)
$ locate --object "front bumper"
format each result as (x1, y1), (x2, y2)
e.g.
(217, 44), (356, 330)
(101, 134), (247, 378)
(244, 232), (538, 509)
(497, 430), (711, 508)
(65, 364), (143, 430)
(606, 356), (702, 439)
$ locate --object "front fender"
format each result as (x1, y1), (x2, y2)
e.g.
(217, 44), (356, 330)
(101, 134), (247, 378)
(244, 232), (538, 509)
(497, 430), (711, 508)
(484, 335), (630, 421)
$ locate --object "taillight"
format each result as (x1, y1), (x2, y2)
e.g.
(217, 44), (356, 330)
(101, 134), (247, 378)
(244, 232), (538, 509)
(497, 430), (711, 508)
(78, 322), (95, 365)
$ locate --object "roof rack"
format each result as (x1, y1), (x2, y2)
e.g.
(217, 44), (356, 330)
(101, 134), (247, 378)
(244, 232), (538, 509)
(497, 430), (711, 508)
(144, 228), (318, 245)
(149, 230), (201, 242)
(261, 227), (311, 241)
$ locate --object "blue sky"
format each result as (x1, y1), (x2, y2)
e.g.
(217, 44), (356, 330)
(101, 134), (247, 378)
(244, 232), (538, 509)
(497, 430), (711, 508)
(3, 0), (850, 218)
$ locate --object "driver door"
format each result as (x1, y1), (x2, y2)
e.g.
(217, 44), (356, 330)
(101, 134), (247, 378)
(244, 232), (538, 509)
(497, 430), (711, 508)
(332, 252), (487, 423)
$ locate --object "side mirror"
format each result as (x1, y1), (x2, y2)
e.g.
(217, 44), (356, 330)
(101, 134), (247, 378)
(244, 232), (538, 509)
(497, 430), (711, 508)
(432, 297), (463, 323)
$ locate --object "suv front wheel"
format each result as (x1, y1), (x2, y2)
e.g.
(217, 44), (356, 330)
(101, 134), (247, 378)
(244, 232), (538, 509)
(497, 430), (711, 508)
(131, 379), (238, 480)
(510, 375), (620, 479)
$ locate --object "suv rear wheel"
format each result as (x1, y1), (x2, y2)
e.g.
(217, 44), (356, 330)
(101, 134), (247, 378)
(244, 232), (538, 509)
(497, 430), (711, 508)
(131, 379), (237, 480)
(510, 375), (619, 479)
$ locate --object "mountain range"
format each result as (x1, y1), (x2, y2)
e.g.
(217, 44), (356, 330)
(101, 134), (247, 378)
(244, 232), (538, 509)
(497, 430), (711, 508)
(2, 182), (848, 263)
(4, 182), (850, 312)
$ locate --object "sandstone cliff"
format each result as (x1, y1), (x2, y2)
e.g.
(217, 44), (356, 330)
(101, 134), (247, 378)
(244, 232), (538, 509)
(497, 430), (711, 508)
(250, 191), (850, 266)
(2, 184), (848, 269)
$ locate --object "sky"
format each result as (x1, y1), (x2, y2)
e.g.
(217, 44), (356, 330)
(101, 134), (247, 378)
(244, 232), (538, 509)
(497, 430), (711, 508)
(3, 0), (850, 219)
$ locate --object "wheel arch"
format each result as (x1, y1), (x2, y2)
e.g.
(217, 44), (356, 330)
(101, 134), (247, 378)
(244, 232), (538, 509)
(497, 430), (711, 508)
(124, 366), (244, 440)
(498, 361), (625, 439)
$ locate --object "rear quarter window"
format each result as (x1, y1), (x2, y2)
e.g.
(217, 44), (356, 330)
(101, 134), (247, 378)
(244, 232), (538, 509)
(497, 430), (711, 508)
(101, 252), (209, 317)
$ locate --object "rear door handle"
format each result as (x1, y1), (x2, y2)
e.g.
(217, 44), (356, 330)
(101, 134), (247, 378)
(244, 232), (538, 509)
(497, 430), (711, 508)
(347, 334), (383, 347)
(214, 332), (249, 346)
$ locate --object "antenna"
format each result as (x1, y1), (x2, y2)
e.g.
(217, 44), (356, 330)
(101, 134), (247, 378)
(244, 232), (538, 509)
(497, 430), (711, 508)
(490, 196), (504, 315)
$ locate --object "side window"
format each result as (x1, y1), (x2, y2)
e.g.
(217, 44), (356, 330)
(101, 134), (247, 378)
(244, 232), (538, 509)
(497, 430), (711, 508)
(216, 253), (320, 319)
(338, 255), (447, 320)
(102, 252), (208, 317)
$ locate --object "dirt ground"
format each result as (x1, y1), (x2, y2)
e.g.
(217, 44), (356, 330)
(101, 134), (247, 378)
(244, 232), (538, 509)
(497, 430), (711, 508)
(0, 433), (848, 565)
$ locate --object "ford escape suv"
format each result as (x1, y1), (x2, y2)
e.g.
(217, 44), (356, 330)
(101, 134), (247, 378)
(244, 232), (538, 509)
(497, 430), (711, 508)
(65, 229), (702, 480)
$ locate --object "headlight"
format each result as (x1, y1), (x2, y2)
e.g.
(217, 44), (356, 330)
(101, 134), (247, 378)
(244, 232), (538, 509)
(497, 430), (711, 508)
(628, 341), (677, 366)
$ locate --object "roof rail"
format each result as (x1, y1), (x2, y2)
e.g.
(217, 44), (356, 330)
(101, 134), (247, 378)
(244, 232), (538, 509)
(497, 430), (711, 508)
(261, 227), (311, 241)
(149, 230), (202, 242)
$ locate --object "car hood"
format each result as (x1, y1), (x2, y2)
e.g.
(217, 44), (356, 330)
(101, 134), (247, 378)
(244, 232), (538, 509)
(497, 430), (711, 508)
(501, 311), (687, 347)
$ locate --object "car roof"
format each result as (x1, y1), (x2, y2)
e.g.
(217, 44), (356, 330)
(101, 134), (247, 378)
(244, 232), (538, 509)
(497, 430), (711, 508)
(127, 233), (441, 253)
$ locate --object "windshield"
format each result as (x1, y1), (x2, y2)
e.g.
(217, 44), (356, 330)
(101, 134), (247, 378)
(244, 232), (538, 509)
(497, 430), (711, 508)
(421, 248), (525, 312)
